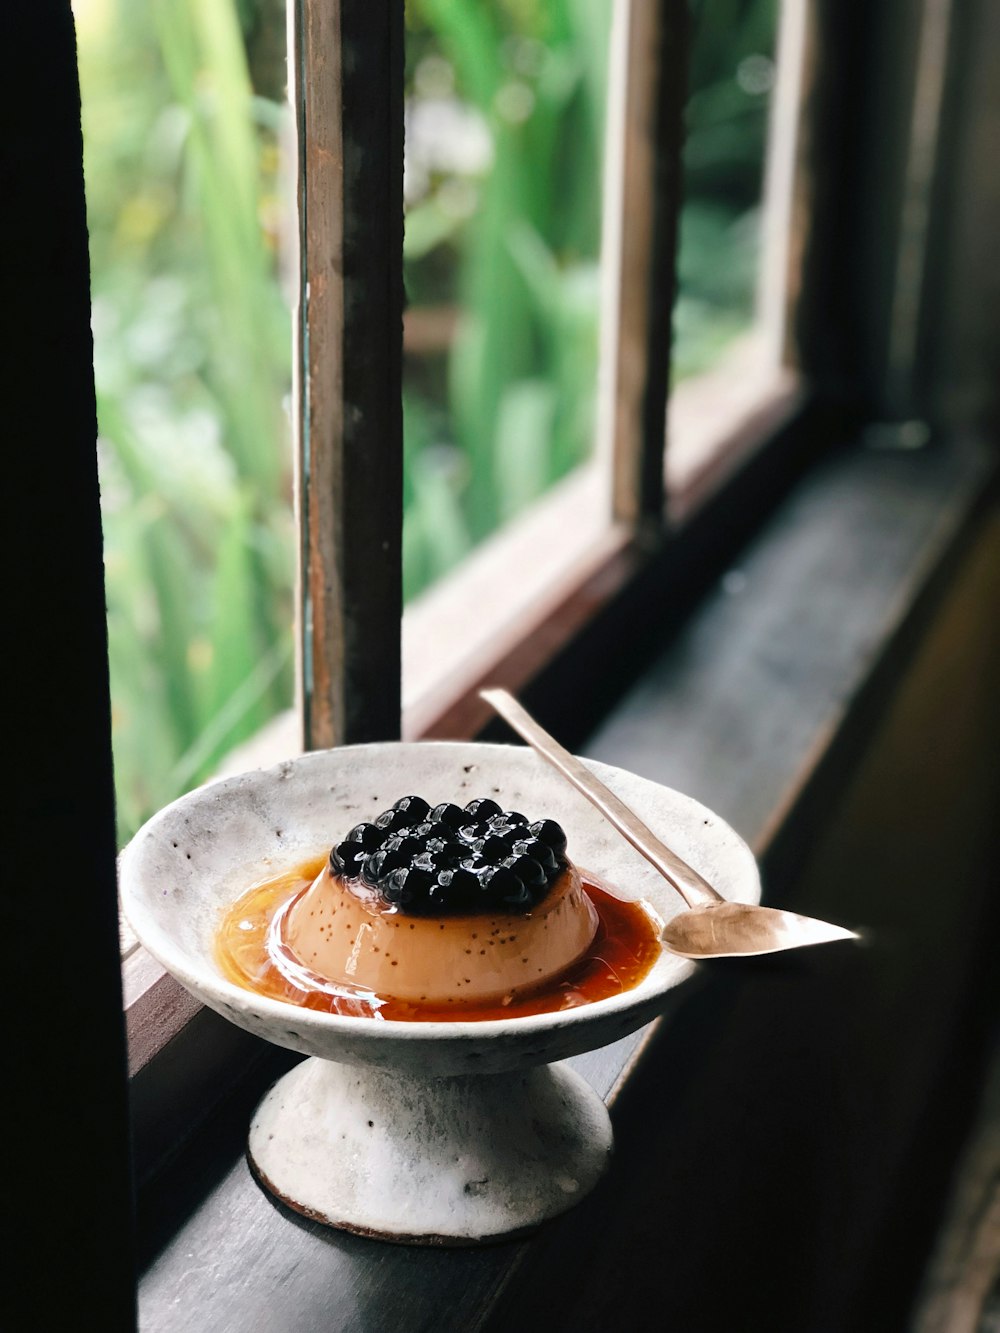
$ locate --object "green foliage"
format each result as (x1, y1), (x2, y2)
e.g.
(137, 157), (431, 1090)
(78, 0), (293, 844)
(79, 0), (775, 843)
(674, 0), (778, 368)
(400, 0), (776, 598)
(401, 0), (610, 582)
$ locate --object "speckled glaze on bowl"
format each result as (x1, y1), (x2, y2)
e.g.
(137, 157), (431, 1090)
(120, 741), (761, 1242)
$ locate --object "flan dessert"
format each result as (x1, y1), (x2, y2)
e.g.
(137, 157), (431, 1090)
(282, 796), (599, 1006)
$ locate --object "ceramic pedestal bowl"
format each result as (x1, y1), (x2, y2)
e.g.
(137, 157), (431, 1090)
(120, 741), (760, 1245)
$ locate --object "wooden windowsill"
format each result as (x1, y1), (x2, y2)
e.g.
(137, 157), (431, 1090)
(135, 430), (998, 1329)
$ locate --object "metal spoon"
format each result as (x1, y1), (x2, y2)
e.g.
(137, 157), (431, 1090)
(480, 688), (858, 959)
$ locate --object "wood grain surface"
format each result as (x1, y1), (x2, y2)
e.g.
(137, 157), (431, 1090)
(605, 0), (689, 529)
(292, 0), (404, 749)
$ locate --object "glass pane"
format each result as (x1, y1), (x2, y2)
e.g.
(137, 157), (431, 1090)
(75, 0), (294, 846)
(401, 1), (612, 602)
(673, 0), (780, 382)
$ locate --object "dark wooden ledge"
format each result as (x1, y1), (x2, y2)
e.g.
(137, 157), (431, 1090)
(137, 431), (999, 1332)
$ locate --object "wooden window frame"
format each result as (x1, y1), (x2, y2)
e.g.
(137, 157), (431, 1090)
(293, 0), (404, 751)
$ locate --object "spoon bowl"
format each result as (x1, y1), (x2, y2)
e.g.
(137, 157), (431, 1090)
(481, 688), (858, 960)
(659, 900), (857, 958)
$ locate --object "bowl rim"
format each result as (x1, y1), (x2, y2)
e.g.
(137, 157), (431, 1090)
(119, 740), (760, 1046)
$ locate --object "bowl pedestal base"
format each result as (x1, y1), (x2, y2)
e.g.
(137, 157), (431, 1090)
(247, 1056), (613, 1245)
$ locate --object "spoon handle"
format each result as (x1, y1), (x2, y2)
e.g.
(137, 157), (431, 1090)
(480, 689), (723, 909)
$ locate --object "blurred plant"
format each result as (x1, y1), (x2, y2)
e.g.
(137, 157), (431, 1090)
(401, 0), (610, 598)
(76, 0), (293, 844)
(77, 0), (777, 842)
(675, 0), (778, 376)
(400, 0), (778, 599)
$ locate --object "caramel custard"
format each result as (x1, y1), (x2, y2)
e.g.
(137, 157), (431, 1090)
(284, 859), (598, 1005)
(215, 795), (663, 1022)
(215, 857), (662, 1022)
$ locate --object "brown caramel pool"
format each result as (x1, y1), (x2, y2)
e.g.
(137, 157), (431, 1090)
(215, 856), (663, 1022)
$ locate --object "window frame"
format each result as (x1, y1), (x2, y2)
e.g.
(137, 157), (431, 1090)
(292, 0), (404, 750)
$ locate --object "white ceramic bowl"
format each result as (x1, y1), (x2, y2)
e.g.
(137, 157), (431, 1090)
(120, 741), (761, 1242)
(120, 741), (759, 1076)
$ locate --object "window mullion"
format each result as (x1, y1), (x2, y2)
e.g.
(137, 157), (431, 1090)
(292, 0), (404, 749)
(603, 0), (690, 533)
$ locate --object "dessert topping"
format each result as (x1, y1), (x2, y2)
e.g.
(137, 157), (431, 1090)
(329, 796), (568, 915)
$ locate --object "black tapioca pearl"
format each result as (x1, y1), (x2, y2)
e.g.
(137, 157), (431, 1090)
(502, 883), (531, 908)
(384, 834), (421, 860)
(380, 869), (410, 904)
(363, 849), (387, 883)
(438, 865), (479, 891)
(488, 816), (528, 840)
(508, 810), (529, 825)
(429, 802), (465, 828)
(422, 879), (461, 912)
(335, 842), (368, 876)
(383, 864), (434, 905)
(411, 849), (445, 874)
(464, 797), (501, 821)
(480, 864), (525, 906)
(436, 866), (479, 908)
(477, 834), (514, 862)
(378, 842), (416, 876)
(504, 855), (547, 891)
(528, 819), (567, 856)
(392, 794), (430, 823)
(345, 822), (384, 852)
(512, 837), (558, 874)
(379, 803), (432, 834)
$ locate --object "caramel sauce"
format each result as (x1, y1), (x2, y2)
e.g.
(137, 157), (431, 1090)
(215, 856), (662, 1022)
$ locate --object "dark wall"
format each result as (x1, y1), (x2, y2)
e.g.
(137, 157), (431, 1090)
(922, 0), (1000, 433)
(797, 0), (1000, 432)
